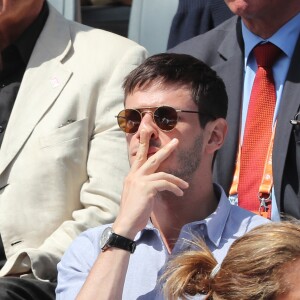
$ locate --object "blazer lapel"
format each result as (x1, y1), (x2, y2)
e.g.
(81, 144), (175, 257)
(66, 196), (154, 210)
(273, 34), (300, 204)
(0, 6), (72, 174)
(212, 19), (245, 191)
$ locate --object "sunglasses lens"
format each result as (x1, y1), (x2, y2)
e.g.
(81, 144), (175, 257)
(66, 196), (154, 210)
(154, 106), (178, 131)
(117, 109), (141, 133)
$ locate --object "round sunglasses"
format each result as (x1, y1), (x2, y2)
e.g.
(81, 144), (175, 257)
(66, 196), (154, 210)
(115, 106), (213, 134)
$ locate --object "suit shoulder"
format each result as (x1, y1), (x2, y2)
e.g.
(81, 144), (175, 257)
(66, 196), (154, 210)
(63, 20), (145, 56)
(67, 21), (147, 63)
(169, 16), (239, 61)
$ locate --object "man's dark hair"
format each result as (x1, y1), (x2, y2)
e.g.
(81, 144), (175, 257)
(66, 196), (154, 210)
(123, 53), (228, 128)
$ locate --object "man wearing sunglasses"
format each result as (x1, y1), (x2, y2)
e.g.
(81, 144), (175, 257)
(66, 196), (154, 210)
(56, 53), (269, 299)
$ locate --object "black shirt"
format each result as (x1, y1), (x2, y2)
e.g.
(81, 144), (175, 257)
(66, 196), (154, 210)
(0, 1), (49, 267)
(0, 1), (49, 147)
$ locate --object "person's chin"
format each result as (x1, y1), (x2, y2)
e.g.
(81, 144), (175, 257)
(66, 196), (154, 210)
(156, 161), (174, 174)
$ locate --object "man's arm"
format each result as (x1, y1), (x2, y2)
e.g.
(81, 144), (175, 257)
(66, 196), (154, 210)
(64, 129), (188, 299)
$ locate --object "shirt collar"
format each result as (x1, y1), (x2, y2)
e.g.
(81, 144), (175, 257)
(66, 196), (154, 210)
(242, 12), (300, 61)
(14, 1), (49, 66)
(137, 184), (231, 248)
(184, 184), (231, 248)
(135, 219), (157, 240)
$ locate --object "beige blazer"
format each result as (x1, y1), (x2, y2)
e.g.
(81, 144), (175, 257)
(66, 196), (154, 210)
(0, 4), (147, 281)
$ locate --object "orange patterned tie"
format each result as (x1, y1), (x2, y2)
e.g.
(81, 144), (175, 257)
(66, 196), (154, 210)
(238, 42), (282, 211)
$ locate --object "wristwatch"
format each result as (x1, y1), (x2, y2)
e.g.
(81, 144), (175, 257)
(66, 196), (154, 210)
(100, 227), (136, 254)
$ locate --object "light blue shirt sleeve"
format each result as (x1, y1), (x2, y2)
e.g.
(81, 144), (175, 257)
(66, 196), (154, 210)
(56, 227), (102, 299)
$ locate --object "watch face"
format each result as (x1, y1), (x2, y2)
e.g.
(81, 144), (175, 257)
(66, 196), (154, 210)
(100, 227), (113, 249)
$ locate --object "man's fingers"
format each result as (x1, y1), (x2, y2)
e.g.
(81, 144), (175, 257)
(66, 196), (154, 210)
(148, 172), (189, 190)
(141, 138), (179, 174)
(131, 129), (150, 170)
(153, 179), (188, 197)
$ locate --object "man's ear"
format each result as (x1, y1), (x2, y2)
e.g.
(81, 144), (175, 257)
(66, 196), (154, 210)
(204, 118), (228, 154)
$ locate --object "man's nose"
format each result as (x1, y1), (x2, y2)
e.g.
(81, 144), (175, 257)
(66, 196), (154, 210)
(136, 112), (159, 139)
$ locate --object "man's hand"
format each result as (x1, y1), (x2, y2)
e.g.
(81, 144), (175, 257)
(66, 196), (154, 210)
(113, 129), (189, 239)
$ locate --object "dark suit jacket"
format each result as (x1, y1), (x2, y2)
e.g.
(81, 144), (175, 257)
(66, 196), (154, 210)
(167, 0), (233, 49)
(170, 16), (300, 219)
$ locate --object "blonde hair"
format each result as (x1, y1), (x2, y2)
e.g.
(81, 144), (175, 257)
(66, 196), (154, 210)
(163, 221), (300, 300)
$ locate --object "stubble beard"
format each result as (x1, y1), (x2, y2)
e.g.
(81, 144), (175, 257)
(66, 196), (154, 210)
(160, 133), (203, 200)
(168, 134), (203, 180)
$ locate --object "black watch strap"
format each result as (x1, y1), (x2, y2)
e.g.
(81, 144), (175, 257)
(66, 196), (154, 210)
(109, 233), (136, 254)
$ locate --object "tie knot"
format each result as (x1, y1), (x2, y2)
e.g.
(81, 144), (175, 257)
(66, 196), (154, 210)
(253, 43), (282, 68)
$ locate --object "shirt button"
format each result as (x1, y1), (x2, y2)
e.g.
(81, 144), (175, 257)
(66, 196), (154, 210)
(0, 126), (3, 133)
(199, 224), (205, 231)
(0, 83), (5, 88)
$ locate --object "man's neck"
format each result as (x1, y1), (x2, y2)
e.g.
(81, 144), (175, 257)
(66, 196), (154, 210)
(242, 8), (300, 39)
(150, 182), (218, 253)
(0, 1), (44, 50)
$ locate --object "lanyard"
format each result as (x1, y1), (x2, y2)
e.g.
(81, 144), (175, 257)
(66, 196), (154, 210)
(229, 123), (276, 219)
